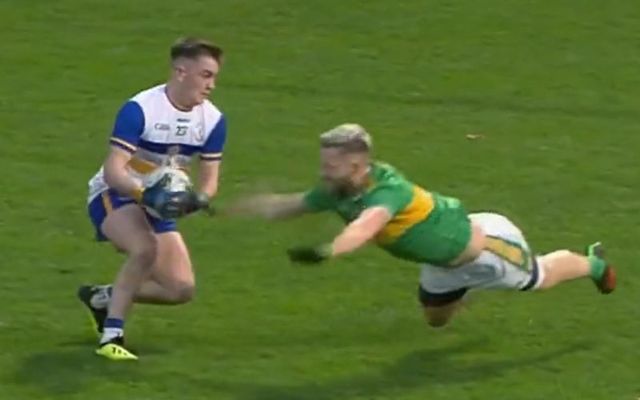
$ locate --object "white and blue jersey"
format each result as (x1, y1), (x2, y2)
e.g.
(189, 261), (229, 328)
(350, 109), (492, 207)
(87, 84), (227, 240)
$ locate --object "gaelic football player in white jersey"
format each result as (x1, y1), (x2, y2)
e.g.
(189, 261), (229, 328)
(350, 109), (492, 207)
(80, 38), (227, 360)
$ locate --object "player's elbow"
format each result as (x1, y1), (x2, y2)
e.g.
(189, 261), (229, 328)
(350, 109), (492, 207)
(103, 147), (133, 187)
(103, 167), (118, 188)
(103, 160), (129, 188)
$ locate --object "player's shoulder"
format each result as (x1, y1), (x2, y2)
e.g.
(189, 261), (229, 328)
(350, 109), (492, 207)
(201, 98), (223, 115)
(363, 161), (414, 203)
(199, 99), (225, 122)
(129, 83), (165, 106)
(196, 99), (225, 139)
(110, 84), (165, 124)
(370, 161), (409, 187)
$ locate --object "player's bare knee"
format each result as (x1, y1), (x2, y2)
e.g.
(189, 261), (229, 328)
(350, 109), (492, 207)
(176, 282), (196, 303)
(170, 281), (195, 304)
(423, 308), (453, 328)
(426, 315), (450, 328)
(535, 279), (551, 290)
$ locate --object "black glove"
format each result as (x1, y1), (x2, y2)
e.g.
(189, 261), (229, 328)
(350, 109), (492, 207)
(141, 175), (191, 220)
(182, 191), (213, 216)
(287, 244), (332, 265)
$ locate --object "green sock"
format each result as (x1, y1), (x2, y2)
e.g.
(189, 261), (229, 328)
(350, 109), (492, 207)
(588, 255), (606, 280)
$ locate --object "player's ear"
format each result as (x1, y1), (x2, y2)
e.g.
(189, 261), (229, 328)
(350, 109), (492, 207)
(173, 63), (187, 81)
(177, 67), (187, 81)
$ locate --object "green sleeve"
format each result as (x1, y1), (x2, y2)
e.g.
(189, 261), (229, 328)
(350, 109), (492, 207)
(364, 184), (412, 216)
(303, 186), (335, 212)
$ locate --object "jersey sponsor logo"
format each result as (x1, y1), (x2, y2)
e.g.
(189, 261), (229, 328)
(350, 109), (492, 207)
(154, 123), (171, 131)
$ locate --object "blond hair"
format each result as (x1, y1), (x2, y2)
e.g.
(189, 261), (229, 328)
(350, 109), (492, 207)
(319, 123), (372, 153)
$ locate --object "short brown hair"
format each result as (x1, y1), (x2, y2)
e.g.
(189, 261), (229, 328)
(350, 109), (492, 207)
(170, 37), (223, 63)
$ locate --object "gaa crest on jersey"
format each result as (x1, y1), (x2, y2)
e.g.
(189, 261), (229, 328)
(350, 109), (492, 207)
(194, 122), (205, 143)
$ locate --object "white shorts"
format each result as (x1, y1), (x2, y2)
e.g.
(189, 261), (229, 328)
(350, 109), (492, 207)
(418, 212), (544, 306)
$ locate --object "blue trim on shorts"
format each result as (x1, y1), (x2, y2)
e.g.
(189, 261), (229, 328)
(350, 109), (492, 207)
(87, 189), (177, 241)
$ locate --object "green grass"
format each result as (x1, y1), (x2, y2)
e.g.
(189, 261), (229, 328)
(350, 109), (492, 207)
(1, 1), (639, 399)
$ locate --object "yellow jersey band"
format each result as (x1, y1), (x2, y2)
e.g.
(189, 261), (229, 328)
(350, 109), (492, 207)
(375, 186), (435, 244)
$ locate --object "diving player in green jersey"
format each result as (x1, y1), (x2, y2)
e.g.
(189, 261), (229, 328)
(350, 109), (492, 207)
(232, 123), (616, 327)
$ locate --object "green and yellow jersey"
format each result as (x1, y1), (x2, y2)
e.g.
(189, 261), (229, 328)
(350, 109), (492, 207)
(303, 161), (472, 265)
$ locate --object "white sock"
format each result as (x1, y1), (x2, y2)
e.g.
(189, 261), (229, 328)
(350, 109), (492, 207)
(100, 316), (124, 345)
(100, 327), (123, 344)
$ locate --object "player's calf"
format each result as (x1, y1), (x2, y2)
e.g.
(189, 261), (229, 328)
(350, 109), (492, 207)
(106, 237), (157, 316)
(95, 206), (159, 359)
(130, 279), (195, 305)
(536, 249), (589, 290)
(536, 243), (616, 293)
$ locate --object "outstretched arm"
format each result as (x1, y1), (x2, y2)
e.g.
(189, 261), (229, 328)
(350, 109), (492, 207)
(330, 206), (392, 256)
(288, 206), (392, 263)
(230, 192), (310, 220)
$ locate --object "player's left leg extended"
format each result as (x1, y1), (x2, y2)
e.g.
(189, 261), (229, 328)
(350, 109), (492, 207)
(416, 212), (562, 328)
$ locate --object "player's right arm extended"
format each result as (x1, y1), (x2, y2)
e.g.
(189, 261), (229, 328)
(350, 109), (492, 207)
(103, 146), (144, 201)
(230, 192), (309, 220)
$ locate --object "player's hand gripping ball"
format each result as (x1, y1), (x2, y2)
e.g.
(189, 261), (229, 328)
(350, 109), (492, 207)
(141, 167), (193, 220)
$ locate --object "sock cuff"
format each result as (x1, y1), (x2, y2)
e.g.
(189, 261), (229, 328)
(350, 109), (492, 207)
(104, 318), (124, 329)
(588, 255), (606, 279)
